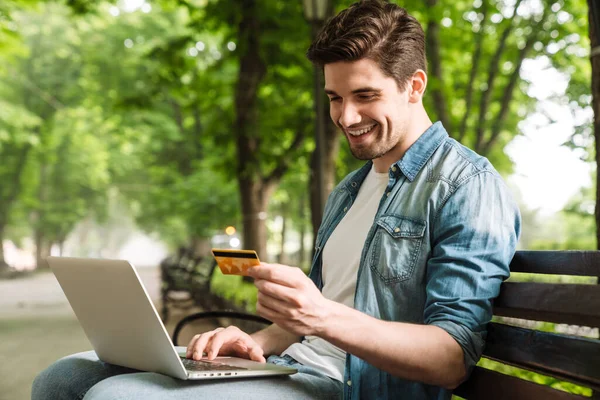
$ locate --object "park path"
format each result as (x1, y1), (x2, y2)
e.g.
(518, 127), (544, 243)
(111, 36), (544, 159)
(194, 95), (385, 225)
(0, 267), (162, 318)
(0, 267), (219, 400)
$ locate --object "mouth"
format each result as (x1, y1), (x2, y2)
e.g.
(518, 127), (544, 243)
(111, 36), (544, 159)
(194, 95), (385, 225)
(346, 123), (377, 137)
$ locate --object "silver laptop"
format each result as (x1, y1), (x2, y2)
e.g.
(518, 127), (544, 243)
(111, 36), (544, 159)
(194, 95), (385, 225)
(46, 256), (296, 380)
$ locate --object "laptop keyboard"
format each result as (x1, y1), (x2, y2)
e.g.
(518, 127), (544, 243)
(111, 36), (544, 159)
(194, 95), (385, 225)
(181, 357), (248, 371)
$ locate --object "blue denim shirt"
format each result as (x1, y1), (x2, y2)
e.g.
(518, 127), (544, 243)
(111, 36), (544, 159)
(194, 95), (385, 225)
(308, 122), (521, 400)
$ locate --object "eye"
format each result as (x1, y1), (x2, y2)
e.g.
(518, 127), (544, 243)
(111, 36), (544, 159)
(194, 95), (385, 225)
(358, 94), (376, 101)
(328, 96), (342, 103)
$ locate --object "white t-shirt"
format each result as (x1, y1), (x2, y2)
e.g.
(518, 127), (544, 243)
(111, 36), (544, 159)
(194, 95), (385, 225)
(282, 165), (389, 381)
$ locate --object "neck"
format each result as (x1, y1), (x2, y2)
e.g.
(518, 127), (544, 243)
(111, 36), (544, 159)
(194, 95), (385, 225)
(372, 105), (432, 173)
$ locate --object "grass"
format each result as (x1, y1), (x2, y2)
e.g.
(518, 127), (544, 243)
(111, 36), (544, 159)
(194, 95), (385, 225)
(507, 272), (598, 284)
(209, 269), (258, 313)
(477, 358), (593, 397)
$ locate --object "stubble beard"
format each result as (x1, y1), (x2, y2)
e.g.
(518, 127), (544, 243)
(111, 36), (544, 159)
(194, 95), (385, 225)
(348, 123), (405, 161)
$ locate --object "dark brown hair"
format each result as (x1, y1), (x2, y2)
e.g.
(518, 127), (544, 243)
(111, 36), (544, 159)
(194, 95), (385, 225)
(307, 0), (427, 90)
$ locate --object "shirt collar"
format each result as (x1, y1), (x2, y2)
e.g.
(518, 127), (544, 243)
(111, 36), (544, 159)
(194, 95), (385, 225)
(343, 160), (373, 196)
(396, 121), (448, 182)
(343, 122), (448, 193)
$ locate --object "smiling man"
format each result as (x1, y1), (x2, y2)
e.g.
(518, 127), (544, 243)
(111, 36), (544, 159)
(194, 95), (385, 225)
(32, 1), (520, 400)
(193, 1), (520, 398)
(324, 58), (427, 171)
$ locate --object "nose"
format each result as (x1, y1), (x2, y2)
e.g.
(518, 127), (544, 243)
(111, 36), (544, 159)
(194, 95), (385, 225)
(338, 101), (361, 128)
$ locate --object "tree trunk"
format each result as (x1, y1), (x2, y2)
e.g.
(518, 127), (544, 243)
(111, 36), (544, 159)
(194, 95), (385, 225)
(425, 0), (452, 133)
(190, 236), (211, 258)
(589, 14), (600, 387)
(0, 143), (33, 270)
(0, 222), (8, 269)
(310, 117), (339, 249)
(278, 204), (287, 265)
(34, 158), (50, 269)
(590, 0), (600, 250)
(34, 229), (50, 269)
(233, 0), (269, 263)
(298, 193), (306, 269)
(233, 0), (308, 268)
(458, 0), (489, 142)
(308, 6), (339, 252)
(239, 178), (272, 261)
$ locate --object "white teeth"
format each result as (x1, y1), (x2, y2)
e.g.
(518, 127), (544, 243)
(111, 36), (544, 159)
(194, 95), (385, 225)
(347, 124), (376, 136)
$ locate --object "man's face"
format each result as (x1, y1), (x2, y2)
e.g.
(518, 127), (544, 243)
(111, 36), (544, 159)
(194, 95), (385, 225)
(324, 58), (410, 162)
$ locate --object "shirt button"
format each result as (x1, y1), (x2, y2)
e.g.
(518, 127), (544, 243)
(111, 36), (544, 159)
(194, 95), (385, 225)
(347, 380), (352, 386)
(386, 192), (391, 197)
(391, 166), (397, 172)
(394, 227), (400, 233)
(351, 182), (357, 187)
(343, 207), (348, 212)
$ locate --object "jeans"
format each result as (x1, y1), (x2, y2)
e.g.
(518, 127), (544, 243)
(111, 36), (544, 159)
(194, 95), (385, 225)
(32, 351), (343, 400)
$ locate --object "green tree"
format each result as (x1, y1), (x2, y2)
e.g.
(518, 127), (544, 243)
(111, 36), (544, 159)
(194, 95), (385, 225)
(416, 0), (590, 173)
(149, 0), (318, 259)
(222, 0), (313, 259)
(0, 97), (41, 268)
(2, 5), (116, 268)
(26, 107), (114, 266)
(588, 0), (600, 249)
(73, 3), (242, 252)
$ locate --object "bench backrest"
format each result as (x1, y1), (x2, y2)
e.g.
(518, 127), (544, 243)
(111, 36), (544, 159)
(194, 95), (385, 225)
(454, 250), (600, 400)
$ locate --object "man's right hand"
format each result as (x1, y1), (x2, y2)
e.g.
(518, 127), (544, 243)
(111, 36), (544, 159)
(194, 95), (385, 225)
(185, 326), (266, 363)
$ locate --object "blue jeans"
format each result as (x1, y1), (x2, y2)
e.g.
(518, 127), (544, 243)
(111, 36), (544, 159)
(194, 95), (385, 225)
(32, 351), (343, 400)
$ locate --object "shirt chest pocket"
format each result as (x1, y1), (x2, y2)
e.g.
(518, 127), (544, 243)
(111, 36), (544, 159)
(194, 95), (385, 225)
(368, 215), (426, 284)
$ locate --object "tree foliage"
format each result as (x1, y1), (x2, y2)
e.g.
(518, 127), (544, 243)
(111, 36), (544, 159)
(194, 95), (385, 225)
(0, 0), (594, 269)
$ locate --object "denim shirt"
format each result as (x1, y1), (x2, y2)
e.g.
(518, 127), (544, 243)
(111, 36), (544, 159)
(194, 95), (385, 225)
(308, 122), (521, 400)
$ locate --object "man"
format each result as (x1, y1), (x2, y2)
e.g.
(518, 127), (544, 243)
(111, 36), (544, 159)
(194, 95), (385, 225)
(32, 1), (520, 399)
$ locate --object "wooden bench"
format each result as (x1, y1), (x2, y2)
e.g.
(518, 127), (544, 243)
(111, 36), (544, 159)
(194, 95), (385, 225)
(454, 250), (600, 399)
(172, 250), (600, 399)
(159, 247), (218, 323)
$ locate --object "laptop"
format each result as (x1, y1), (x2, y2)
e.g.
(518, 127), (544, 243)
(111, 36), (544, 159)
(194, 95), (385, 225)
(46, 256), (297, 380)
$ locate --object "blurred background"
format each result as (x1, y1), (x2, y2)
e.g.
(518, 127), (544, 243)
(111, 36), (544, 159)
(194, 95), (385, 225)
(0, 0), (599, 398)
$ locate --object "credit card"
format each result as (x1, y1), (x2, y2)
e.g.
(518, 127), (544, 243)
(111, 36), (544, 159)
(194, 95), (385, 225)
(211, 249), (260, 276)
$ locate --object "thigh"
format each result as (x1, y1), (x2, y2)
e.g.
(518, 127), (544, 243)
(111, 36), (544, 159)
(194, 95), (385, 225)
(32, 351), (137, 400)
(83, 370), (343, 400)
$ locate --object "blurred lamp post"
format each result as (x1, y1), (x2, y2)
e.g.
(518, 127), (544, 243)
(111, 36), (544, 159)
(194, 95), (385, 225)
(303, 0), (330, 219)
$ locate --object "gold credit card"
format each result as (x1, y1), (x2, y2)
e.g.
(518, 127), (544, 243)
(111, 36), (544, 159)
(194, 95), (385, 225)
(211, 249), (260, 276)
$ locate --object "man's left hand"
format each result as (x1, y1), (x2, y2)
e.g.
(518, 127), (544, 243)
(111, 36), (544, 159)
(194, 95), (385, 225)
(247, 263), (331, 337)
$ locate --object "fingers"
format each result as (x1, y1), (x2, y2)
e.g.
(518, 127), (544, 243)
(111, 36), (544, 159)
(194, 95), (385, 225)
(254, 278), (300, 306)
(248, 263), (304, 287)
(186, 327), (225, 360)
(257, 289), (295, 313)
(255, 299), (281, 324)
(186, 334), (203, 359)
(246, 341), (267, 363)
(206, 327), (265, 363)
(186, 326), (266, 363)
(205, 327), (233, 360)
(186, 335), (199, 358)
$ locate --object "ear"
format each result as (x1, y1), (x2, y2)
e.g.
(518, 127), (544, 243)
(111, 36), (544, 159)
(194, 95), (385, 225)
(407, 69), (427, 103)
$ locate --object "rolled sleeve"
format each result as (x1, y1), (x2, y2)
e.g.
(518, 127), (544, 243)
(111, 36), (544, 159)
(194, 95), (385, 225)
(424, 171), (520, 373)
(429, 320), (485, 372)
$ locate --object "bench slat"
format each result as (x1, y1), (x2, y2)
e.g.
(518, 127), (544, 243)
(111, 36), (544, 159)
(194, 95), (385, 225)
(493, 282), (600, 326)
(483, 323), (600, 391)
(509, 251), (600, 276)
(454, 367), (589, 400)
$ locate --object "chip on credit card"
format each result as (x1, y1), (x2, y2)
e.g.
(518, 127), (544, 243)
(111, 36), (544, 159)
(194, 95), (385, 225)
(211, 249), (260, 276)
